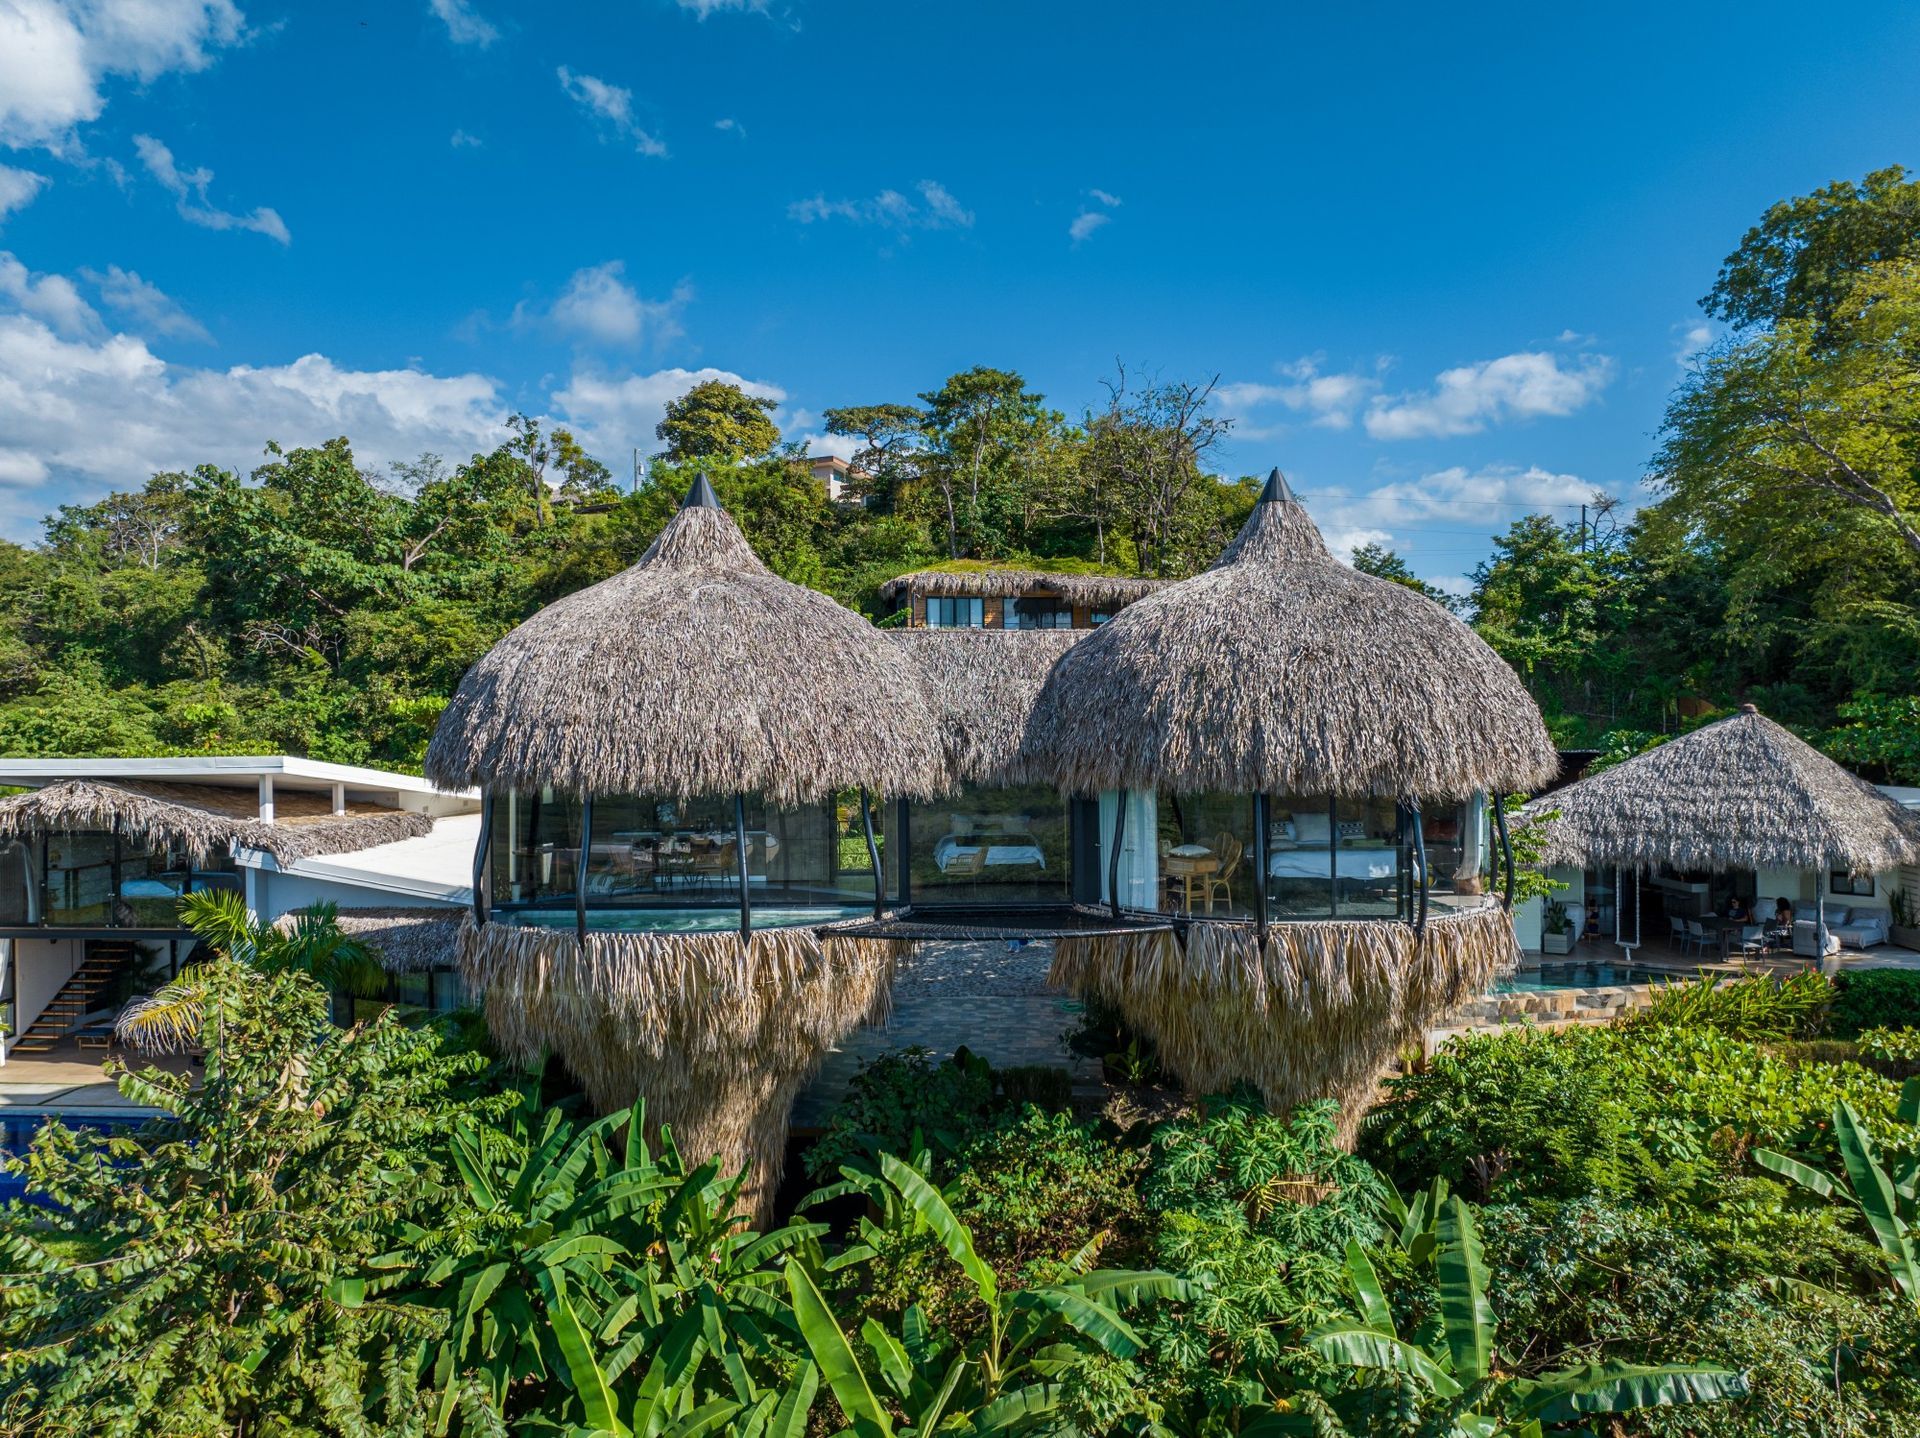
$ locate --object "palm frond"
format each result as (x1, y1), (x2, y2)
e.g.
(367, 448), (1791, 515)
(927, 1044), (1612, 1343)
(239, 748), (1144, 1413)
(116, 978), (212, 1054)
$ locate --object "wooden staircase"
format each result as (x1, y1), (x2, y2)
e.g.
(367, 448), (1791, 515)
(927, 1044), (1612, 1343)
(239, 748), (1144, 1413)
(8, 942), (135, 1054)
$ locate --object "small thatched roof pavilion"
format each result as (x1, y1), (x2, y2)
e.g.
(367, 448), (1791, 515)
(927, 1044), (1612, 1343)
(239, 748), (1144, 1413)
(1024, 469), (1559, 1133)
(425, 476), (942, 1216)
(878, 566), (1163, 610)
(1026, 469), (1559, 800)
(0, 778), (433, 865)
(1526, 704), (1920, 875)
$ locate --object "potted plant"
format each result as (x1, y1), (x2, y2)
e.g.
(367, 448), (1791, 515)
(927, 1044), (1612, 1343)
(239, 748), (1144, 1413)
(1891, 887), (1920, 952)
(1542, 898), (1576, 954)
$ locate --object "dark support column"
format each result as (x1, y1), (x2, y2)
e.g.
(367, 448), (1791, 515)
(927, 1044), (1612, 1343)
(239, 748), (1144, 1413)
(896, 798), (912, 907)
(1108, 791), (1128, 921)
(859, 788), (884, 921)
(1327, 797), (1339, 919)
(1491, 794), (1514, 909)
(472, 791), (494, 926)
(1411, 802), (1429, 935)
(575, 794), (593, 945)
(735, 794), (753, 940)
(1252, 793), (1270, 938)
(110, 832), (122, 929)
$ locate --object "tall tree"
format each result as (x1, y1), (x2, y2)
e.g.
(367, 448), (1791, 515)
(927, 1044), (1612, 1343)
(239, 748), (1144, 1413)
(1082, 364), (1231, 575)
(821, 401), (925, 511)
(655, 380), (781, 463)
(1705, 165), (1920, 333)
(916, 366), (1060, 559)
(1351, 542), (1462, 613)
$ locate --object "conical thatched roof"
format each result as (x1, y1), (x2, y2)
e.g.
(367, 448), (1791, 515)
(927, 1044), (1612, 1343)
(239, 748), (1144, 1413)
(890, 628), (1082, 792)
(425, 479), (946, 805)
(1022, 470), (1559, 800)
(1526, 705), (1920, 874)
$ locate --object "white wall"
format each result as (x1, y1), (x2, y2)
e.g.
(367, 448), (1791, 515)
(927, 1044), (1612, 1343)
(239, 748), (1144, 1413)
(1514, 894), (1543, 952)
(1823, 867), (1893, 915)
(254, 870), (464, 921)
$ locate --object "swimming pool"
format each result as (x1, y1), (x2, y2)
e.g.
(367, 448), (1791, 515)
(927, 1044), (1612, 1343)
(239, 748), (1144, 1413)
(1495, 961), (1674, 992)
(0, 1110), (150, 1205)
(507, 904), (873, 933)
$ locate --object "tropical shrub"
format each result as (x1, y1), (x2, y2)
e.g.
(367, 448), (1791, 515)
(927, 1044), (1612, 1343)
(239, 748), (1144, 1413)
(1364, 1022), (1916, 1204)
(1830, 968), (1920, 1037)
(0, 959), (499, 1438)
(1630, 971), (1833, 1040)
(804, 1047), (996, 1179)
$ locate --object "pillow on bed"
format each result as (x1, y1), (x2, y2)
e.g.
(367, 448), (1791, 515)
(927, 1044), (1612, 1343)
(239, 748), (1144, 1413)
(1827, 907), (1850, 926)
(950, 814), (975, 834)
(1336, 819), (1367, 842)
(1293, 811), (1331, 844)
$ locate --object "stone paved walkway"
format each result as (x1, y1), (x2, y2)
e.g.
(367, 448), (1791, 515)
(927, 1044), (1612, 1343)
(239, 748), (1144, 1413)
(793, 939), (1098, 1126)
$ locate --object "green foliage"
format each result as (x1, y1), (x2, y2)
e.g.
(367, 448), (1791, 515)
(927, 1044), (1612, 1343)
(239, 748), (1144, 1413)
(803, 1048), (996, 1179)
(1823, 693), (1920, 784)
(654, 379), (782, 462)
(1629, 972), (1834, 1041)
(1364, 1021), (1916, 1205)
(1830, 967), (1920, 1037)
(0, 960), (499, 1437)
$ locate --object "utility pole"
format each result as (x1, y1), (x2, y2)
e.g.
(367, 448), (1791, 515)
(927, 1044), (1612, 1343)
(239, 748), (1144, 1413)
(1579, 503), (1588, 553)
(632, 447), (639, 494)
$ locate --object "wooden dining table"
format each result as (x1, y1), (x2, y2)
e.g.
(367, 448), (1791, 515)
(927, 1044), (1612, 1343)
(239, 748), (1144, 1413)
(1163, 850), (1221, 914)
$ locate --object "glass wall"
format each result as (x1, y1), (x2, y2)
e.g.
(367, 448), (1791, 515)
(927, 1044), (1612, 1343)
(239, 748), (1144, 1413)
(925, 597), (984, 629)
(1005, 595), (1071, 629)
(0, 841), (28, 925)
(488, 788), (878, 921)
(883, 783), (1073, 907)
(26, 832), (236, 929)
(1154, 792), (1257, 917)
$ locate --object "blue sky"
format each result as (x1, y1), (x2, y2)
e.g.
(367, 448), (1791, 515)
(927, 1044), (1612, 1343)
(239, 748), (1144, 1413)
(1, 0), (1917, 587)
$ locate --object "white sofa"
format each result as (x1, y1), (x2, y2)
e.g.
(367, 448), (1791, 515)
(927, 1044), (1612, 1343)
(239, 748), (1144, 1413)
(1795, 904), (1889, 950)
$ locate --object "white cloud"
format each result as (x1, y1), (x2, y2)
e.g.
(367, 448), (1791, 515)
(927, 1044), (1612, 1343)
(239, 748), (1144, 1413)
(0, 0), (245, 151)
(1068, 211), (1108, 244)
(0, 164), (48, 222)
(554, 365), (786, 455)
(532, 261), (691, 347)
(0, 308), (510, 535)
(133, 133), (290, 243)
(1216, 357), (1382, 435)
(82, 263), (211, 342)
(1672, 319), (1717, 371)
(1308, 463), (1600, 566)
(0, 250), (98, 336)
(1364, 350), (1612, 440)
(788, 179), (973, 233)
(428, 0), (496, 46)
(675, 0), (770, 16)
(1088, 188), (1121, 208)
(449, 128), (482, 148)
(557, 65), (667, 158)
(714, 117), (744, 137)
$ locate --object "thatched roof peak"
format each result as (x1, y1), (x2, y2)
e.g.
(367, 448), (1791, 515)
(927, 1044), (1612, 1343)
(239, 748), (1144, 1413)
(682, 471), (722, 510)
(425, 479), (946, 805)
(1020, 468), (1559, 801)
(1527, 706), (1920, 874)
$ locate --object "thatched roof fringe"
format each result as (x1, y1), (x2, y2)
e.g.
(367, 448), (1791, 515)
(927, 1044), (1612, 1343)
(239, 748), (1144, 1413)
(1523, 706), (1920, 874)
(276, 906), (464, 974)
(878, 568), (1165, 607)
(1052, 900), (1517, 1138)
(888, 628), (1084, 792)
(1023, 469), (1559, 801)
(426, 484), (947, 805)
(458, 915), (904, 1221)
(0, 780), (434, 866)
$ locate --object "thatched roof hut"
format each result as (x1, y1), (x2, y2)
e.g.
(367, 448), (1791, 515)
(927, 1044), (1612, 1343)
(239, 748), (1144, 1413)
(1526, 705), (1920, 874)
(878, 566), (1163, 610)
(425, 475), (945, 805)
(890, 628), (1081, 792)
(1023, 470), (1558, 801)
(0, 779), (433, 865)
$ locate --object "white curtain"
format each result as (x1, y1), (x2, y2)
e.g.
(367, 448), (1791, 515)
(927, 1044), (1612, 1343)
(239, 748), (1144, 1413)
(1097, 788), (1159, 908)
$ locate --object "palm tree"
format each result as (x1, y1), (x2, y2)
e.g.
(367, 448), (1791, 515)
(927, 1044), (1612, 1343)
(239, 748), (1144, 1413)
(117, 891), (389, 1056)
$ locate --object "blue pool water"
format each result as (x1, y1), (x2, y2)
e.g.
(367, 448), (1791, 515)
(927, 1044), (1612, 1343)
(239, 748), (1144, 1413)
(1495, 961), (1672, 992)
(513, 904), (872, 933)
(1, 1110), (149, 1205)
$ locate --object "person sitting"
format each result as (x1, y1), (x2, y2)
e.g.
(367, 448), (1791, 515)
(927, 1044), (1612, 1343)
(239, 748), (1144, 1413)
(1725, 895), (1751, 923)
(1762, 896), (1794, 948)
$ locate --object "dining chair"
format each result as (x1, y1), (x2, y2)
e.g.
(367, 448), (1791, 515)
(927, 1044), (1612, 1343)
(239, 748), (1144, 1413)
(1667, 914), (1687, 952)
(1204, 834), (1244, 914)
(1685, 919), (1709, 958)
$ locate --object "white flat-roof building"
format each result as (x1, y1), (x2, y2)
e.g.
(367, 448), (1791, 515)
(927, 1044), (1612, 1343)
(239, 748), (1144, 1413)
(0, 756), (477, 1059)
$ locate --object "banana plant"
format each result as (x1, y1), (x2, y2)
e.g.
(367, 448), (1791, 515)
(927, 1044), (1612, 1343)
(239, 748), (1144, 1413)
(784, 1152), (1200, 1435)
(1755, 1084), (1920, 1305)
(1295, 1197), (1747, 1437)
(397, 1091), (821, 1432)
